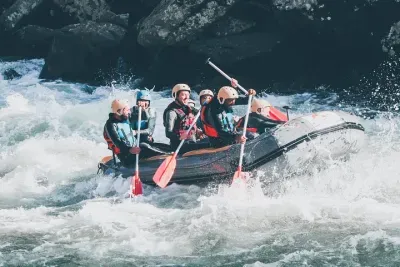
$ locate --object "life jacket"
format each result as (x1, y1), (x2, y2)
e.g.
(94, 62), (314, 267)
(236, 117), (258, 133)
(163, 102), (196, 140)
(201, 101), (235, 138)
(103, 128), (120, 155)
(103, 119), (135, 155)
(130, 106), (149, 130)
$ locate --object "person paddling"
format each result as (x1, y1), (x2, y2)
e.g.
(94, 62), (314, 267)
(200, 84), (256, 148)
(130, 90), (157, 144)
(103, 99), (141, 166)
(163, 84), (199, 150)
(236, 99), (286, 134)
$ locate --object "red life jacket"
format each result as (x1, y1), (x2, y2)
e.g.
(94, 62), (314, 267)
(200, 106), (219, 138)
(103, 127), (121, 155)
(163, 102), (197, 140)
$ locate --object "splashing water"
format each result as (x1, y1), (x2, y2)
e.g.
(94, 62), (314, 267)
(1, 59), (400, 266)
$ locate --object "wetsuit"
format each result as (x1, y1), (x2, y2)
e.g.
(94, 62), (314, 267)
(201, 96), (251, 148)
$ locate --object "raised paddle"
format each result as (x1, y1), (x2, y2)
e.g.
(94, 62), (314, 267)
(130, 106), (143, 196)
(205, 58), (253, 184)
(205, 58), (288, 123)
(152, 111), (202, 188)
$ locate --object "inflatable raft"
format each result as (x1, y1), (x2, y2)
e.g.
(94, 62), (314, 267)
(97, 111), (365, 186)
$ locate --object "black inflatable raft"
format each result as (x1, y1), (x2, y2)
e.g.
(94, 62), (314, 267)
(97, 111), (365, 186)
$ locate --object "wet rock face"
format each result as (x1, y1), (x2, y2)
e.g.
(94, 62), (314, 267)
(2, 68), (22, 80)
(14, 25), (56, 57)
(1, 0), (400, 89)
(39, 22), (126, 83)
(137, 0), (239, 47)
(0, 0), (45, 31)
(52, 0), (109, 22)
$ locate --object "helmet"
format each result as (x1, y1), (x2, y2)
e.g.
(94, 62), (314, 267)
(251, 99), (271, 114)
(199, 89), (214, 98)
(187, 99), (196, 107)
(217, 86), (238, 104)
(172, 83), (191, 98)
(111, 99), (129, 114)
(137, 90), (151, 102)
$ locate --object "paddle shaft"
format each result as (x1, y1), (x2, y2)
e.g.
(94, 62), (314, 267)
(237, 95), (253, 170)
(175, 111), (201, 153)
(206, 59), (248, 95)
(134, 106), (142, 172)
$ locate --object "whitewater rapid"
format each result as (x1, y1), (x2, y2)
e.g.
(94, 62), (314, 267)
(1, 59), (400, 266)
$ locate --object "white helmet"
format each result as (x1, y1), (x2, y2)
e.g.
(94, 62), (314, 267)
(217, 86), (238, 104)
(111, 99), (129, 114)
(199, 89), (214, 98)
(172, 83), (191, 98)
(251, 99), (271, 115)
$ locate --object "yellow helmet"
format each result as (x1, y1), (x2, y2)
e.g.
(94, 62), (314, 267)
(217, 86), (238, 104)
(251, 99), (271, 115)
(172, 83), (191, 98)
(111, 99), (129, 114)
(199, 89), (214, 98)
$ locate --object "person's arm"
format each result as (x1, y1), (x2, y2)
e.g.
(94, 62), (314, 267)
(137, 108), (156, 136)
(164, 110), (179, 141)
(146, 108), (157, 136)
(105, 121), (131, 154)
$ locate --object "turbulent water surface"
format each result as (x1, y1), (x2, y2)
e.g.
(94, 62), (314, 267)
(1, 59), (400, 267)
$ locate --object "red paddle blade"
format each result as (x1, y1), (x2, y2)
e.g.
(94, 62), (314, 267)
(100, 155), (113, 164)
(132, 172), (143, 196)
(269, 107), (288, 122)
(231, 167), (249, 185)
(152, 154), (177, 188)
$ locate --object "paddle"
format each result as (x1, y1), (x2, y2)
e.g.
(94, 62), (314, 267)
(205, 58), (252, 184)
(130, 106), (143, 196)
(100, 155), (113, 164)
(152, 111), (202, 188)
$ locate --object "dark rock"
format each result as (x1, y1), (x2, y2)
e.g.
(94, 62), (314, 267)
(0, 0), (45, 31)
(52, 0), (110, 22)
(97, 11), (129, 28)
(211, 16), (256, 37)
(2, 68), (22, 80)
(139, 0), (161, 10)
(0, 0), (79, 32)
(40, 21), (126, 84)
(189, 32), (279, 64)
(52, 0), (128, 28)
(137, 0), (240, 47)
(14, 25), (56, 57)
(106, 0), (157, 27)
(0, 0), (16, 14)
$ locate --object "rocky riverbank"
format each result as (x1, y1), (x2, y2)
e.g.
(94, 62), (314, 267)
(1, 0), (400, 93)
